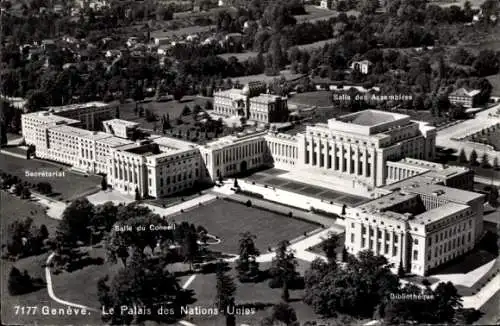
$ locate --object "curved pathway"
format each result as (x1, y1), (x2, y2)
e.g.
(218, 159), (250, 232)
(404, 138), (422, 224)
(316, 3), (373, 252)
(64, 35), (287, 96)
(44, 252), (99, 312)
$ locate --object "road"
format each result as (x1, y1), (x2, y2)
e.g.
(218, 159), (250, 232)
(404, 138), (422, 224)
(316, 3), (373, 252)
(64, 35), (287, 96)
(436, 103), (500, 165)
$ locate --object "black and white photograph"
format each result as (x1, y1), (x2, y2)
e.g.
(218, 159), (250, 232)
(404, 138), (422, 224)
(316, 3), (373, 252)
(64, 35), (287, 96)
(1, 0), (499, 325)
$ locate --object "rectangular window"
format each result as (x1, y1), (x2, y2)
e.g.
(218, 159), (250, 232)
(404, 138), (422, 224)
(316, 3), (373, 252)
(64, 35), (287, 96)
(351, 233), (354, 243)
(413, 250), (418, 260)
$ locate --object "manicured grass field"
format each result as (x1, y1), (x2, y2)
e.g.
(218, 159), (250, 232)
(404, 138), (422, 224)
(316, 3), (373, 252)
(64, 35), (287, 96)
(0, 191), (59, 235)
(182, 260), (320, 326)
(168, 199), (318, 254)
(0, 153), (101, 202)
(288, 91), (333, 107)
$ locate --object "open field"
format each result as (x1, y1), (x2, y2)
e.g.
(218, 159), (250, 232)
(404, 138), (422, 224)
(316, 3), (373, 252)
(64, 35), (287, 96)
(228, 70), (304, 84)
(0, 153), (101, 202)
(218, 51), (259, 61)
(168, 199), (319, 254)
(436, 0), (485, 8)
(465, 129), (500, 151)
(296, 38), (337, 51)
(288, 91), (333, 107)
(295, 6), (360, 23)
(150, 25), (216, 39)
(0, 191), (59, 236)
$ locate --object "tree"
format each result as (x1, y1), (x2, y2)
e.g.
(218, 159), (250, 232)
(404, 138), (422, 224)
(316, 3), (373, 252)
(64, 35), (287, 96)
(489, 186), (498, 206)
(8, 267), (33, 295)
(21, 187), (31, 199)
(269, 240), (297, 302)
(458, 149), (467, 164)
(261, 303), (299, 326)
(99, 252), (192, 325)
(481, 153), (490, 168)
(493, 157), (499, 170)
(36, 182), (52, 194)
(433, 282), (463, 323)
(204, 100), (213, 111)
(473, 50), (500, 77)
(321, 232), (339, 264)
(469, 150), (478, 166)
(182, 105), (191, 116)
(115, 106), (120, 119)
(135, 187), (141, 201)
(101, 176), (108, 191)
(304, 250), (399, 318)
(215, 260), (236, 321)
(0, 122), (7, 146)
(57, 198), (95, 244)
(233, 178), (239, 188)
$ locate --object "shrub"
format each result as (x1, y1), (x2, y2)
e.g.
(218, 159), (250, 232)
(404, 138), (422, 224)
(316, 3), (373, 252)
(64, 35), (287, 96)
(268, 277), (282, 288)
(245, 200), (252, 207)
(288, 212), (293, 217)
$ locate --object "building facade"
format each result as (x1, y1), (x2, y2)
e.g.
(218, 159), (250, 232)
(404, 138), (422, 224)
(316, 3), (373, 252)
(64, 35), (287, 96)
(213, 82), (288, 123)
(448, 88), (481, 108)
(345, 176), (484, 276)
(199, 130), (269, 181)
(295, 110), (436, 188)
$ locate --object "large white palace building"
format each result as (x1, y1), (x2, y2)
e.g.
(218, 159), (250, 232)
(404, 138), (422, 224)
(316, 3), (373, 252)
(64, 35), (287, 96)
(21, 105), (486, 275)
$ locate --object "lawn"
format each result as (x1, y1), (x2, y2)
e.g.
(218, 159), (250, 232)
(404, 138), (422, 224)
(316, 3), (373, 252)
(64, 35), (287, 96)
(0, 153), (101, 202)
(288, 91), (333, 107)
(218, 51), (259, 62)
(465, 129), (500, 151)
(228, 70), (304, 84)
(296, 38), (337, 51)
(0, 191), (60, 235)
(168, 199), (319, 254)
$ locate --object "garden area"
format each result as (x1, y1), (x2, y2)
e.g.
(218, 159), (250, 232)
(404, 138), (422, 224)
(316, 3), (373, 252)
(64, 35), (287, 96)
(116, 97), (242, 144)
(168, 199), (319, 255)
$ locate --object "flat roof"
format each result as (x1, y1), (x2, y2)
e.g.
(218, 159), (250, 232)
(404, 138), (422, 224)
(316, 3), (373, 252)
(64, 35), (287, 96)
(46, 101), (110, 112)
(103, 119), (140, 127)
(49, 125), (110, 139)
(150, 136), (196, 150)
(339, 110), (402, 126)
(407, 183), (484, 204)
(413, 202), (470, 225)
(26, 112), (80, 125)
(96, 136), (134, 147)
(358, 191), (418, 211)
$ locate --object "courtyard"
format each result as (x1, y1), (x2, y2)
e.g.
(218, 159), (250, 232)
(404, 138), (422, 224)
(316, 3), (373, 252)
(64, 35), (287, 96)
(168, 199), (319, 254)
(246, 169), (368, 207)
(0, 153), (101, 202)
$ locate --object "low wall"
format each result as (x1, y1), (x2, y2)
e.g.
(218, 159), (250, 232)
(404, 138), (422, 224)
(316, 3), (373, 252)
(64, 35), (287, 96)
(239, 179), (343, 215)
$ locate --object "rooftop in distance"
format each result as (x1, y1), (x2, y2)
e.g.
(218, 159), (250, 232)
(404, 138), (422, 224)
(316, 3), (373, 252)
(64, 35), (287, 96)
(337, 110), (407, 127)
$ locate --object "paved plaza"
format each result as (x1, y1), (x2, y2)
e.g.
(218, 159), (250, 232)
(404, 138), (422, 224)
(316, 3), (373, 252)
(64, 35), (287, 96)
(246, 168), (369, 207)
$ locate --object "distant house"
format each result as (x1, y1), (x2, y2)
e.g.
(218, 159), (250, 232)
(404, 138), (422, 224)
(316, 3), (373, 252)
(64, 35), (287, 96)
(41, 39), (56, 52)
(154, 36), (171, 46)
(105, 50), (122, 58)
(448, 88), (481, 108)
(350, 60), (373, 75)
(186, 34), (200, 42)
(320, 0), (335, 10)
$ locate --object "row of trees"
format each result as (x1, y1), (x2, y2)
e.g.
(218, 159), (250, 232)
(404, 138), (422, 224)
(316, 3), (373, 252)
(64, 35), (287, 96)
(304, 236), (471, 325)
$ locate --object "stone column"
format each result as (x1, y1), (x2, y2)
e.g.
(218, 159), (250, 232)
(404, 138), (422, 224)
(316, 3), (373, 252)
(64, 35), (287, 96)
(347, 144), (352, 174)
(340, 143), (345, 172)
(309, 137), (314, 166)
(317, 138), (322, 167)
